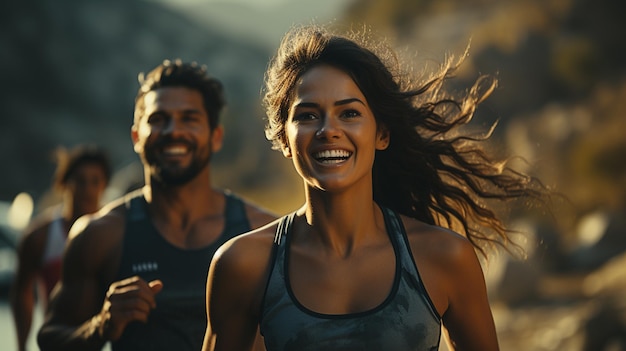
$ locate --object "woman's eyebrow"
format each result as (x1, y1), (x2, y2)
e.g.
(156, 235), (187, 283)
(335, 98), (365, 106)
(294, 98), (364, 108)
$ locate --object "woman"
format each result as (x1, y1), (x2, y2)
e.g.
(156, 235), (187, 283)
(203, 25), (545, 351)
(12, 145), (111, 351)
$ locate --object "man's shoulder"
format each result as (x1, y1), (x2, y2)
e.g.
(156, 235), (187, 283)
(222, 190), (278, 229)
(68, 195), (129, 244)
(61, 197), (131, 274)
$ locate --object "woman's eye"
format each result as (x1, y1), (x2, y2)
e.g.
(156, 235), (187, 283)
(293, 112), (317, 121)
(342, 109), (361, 118)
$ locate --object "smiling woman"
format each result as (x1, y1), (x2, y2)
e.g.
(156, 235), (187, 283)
(281, 64), (387, 192)
(202, 24), (550, 351)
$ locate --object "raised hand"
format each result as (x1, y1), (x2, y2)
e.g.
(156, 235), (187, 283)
(97, 276), (163, 341)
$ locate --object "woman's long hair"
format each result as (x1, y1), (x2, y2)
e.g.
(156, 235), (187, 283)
(263, 25), (549, 256)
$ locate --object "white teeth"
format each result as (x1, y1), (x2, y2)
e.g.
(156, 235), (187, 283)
(313, 149), (351, 163)
(163, 145), (187, 155)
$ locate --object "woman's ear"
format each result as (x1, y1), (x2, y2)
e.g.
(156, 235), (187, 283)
(282, 144), (292, 158)
(376, 125), (390, 150)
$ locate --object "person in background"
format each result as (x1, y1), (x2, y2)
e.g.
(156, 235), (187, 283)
(37, 60), (275, 351)
(203, 25), (549, 351)
(11, 144), (111, 351)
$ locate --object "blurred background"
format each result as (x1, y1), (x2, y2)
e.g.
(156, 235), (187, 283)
(1, 0), (625, 350)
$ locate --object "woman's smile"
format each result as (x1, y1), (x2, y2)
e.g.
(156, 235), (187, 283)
(311, 149), (353, 165)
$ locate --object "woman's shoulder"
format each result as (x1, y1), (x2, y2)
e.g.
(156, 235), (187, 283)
(399, 214), (480, 269)
(214, 218), (282, 272)
(398, 214), (486, 315)
(209, 219), (282, 307)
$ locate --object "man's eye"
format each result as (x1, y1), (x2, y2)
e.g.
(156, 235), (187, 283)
(148, 114), (166, 124)
(182, 115), (201, 123)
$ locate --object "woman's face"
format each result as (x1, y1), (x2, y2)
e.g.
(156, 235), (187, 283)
(283, 64), (389, 192)
(66, 162), (108, 210)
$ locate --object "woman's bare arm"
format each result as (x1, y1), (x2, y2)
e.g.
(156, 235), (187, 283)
(203, 226), (276, 351)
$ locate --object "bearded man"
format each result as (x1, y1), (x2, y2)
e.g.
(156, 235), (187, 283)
(38, 60), (275, 351)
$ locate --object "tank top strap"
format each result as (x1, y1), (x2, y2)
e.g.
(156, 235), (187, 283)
(274, 211), (295, 246)
(380, 206), (440, 321)
(124, 190), (147, 223)
(380, 206), (412, 267)
(260, 212), (295, 322)
(223, 192), (249, 226)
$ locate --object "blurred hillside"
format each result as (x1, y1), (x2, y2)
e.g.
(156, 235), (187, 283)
(0, 0), (303, 215)
(345, 0), (626, 216)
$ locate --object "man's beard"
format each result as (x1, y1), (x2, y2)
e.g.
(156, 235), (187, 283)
(142, 137), (212, 186)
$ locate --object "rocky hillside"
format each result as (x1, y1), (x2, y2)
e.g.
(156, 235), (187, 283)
(1, 0), (296, 212)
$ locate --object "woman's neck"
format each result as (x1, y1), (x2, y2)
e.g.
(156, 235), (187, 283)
(298, 184), (385, 257)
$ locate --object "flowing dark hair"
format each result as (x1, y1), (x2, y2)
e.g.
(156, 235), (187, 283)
(263, 25), (548, 256)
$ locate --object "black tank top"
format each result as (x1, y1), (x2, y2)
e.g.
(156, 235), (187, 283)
(260, 207), (441, 351)
(112, 191), (251, 351)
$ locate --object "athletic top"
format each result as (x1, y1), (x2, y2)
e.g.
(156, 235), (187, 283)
(41, 211), (66, 296)
(260, 207), (441, 351)
(111, 191), (252, 351)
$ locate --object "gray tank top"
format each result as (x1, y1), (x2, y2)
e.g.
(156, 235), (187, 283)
(260, 207), (441, 351)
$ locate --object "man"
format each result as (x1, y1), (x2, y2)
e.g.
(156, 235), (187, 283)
(37, 60), (275, 351)
(11, 145), (111, 351)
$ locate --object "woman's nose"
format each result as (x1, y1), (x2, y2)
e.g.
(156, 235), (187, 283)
(315, 117), (342, 139)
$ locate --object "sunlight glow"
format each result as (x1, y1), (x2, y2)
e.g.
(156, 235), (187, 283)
(576, 211), (609, 248)
(7, 192), (34, 230)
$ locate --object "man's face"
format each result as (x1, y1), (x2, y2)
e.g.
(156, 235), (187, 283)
(132, 86), (223, 186)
